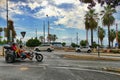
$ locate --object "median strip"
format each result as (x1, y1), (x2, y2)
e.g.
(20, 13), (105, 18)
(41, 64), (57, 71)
(62, 54), (120, 61)
(102, 67), (120, 73)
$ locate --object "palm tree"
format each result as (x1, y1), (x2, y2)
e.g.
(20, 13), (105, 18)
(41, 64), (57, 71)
(0, 27), (3, 41)
(110, 29), (116, 47)
(85, 8), (98, 47)
(47, 34), (52, 42)
(117, 31), (120, 47)
(102, 5), (116, 48)
(47, 34), (58, 42)
(52, 34), (58, 42)
(6, 20), (16, 42)
(98, 27), (105, 46)
(85, 14), (90, 44)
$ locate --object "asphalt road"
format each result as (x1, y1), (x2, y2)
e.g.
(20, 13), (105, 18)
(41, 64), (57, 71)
(0, 51), (120, 80)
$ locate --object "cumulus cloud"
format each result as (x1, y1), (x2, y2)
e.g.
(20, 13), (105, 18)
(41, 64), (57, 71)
(0, 0), (120, 31)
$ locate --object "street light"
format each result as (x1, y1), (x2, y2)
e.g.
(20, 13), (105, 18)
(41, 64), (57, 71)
(98, 26), (100, 57)
(43, 21), (45, 43)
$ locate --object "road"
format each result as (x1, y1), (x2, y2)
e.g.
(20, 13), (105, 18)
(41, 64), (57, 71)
(0, 51), (120, 80)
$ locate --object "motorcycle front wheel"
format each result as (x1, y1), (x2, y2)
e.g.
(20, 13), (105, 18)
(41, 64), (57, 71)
(35, 54), (43, 62)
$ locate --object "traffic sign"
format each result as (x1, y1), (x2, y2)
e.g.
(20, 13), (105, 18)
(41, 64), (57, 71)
(21, 31), (26, 38)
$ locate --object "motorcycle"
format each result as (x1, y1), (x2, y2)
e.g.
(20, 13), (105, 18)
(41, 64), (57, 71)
(4, 45), (43, 63)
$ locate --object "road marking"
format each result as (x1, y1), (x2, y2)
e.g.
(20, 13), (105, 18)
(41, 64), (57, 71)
(52, 66), (120, 76)
(20, 66), (29, 71)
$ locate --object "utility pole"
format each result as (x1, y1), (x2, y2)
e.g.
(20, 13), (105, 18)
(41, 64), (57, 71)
(43, 21), (45, 43)
(46, 15), (50, 43)
(6, 0), (10, 42)
(76, 32), (78, 45)
(36, 28), (37, 39)
(116, 23), (118, 48)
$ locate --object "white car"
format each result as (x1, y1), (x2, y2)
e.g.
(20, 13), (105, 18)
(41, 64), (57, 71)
(75, 46), (91, 53)
(34, 44), (54, 52)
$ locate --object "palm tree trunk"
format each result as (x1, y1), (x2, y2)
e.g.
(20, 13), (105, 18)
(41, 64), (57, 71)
(100, 40), (102, 46)
(86, 30), (88, 44)
(108, 26), (110, 48)
(112, 41), (113, 48)
(0, 32), (1, 41)
(91, 29), (93, 47)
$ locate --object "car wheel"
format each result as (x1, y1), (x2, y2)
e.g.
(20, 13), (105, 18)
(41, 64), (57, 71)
(76, 49), (81, 53)
(47, 48), (52, 52)
(35, 48), (41, 52)
(87, 50), (91, 53)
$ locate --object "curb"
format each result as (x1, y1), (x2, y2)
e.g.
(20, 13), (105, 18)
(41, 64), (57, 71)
(62, 54), (120, 61)
(102, 67), (120, 73)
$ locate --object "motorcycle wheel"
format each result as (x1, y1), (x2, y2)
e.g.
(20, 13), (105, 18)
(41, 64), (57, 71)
(35, 54), (43, 62)
(5, 54), (15, 63)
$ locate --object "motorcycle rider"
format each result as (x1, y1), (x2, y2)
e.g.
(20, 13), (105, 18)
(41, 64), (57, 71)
(11, 43), (21, 57)
(19, 45), (32, 60)
(19, 45), (26, 59)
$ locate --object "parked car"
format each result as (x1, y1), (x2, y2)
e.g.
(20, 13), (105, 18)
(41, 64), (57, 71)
(34, 44), (54, 52)
(75, 46), (91, 53)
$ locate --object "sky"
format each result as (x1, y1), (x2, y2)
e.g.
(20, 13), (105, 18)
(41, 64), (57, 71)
(0, 0), (120, 46)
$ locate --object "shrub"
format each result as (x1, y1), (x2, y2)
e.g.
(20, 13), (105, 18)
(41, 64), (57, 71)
(26, 38), (41, 47)
(111, 50), (120, 53)
(71, 43), (79, 48)
(80, 40), (88, 46)
(62, 42), (66, 47)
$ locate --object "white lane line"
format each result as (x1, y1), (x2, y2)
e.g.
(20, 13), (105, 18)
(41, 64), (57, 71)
(51, 66), (120, 76)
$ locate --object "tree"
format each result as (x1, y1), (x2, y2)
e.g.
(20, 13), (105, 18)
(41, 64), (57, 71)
(52, 34), (58, 42)
(85, 8), (98, 47)
(0, 27), (3, 41)
(118, 31), (120, 48)
(102, 5), (116, 48)
(26, 38), (41, 47)
(85, 14), (90, 43)
(62, 42), (66, 47)
(5, 20), (16, 42)
(47, 34), (58, 42)
(79, 0), (120, 8)
(71, 43), (78, 48)
(80, 40), (87, 46)
(16, 39), (22, 44)
(98, 27), (105, 46)
(110, 29), (116, 47)
(92, 41), (98, 48)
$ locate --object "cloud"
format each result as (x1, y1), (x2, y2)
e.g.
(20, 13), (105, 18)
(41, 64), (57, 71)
(28, 2), (41, 10)
(15, 27), (27, 31)
(50, 27), (65, 31)
(0, 0), (120, 31)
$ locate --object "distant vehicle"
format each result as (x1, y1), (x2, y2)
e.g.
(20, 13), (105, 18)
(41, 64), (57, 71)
(34, 44), (54, 52)
(75, 46), (91, 53)
(51, 42), (62, 48)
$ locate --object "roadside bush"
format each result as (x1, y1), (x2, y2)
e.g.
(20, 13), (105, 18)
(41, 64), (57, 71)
(111, 50), (120, 53)
(80, 40), (88, 46)
(26, 38), (41, 47)
(71, 43), (79, 48)
(62, 42), (66, 47)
